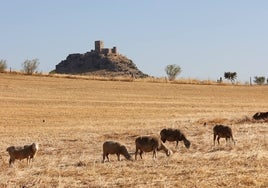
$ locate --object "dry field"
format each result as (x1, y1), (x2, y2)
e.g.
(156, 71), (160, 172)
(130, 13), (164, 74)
(0, 73), (267, 188)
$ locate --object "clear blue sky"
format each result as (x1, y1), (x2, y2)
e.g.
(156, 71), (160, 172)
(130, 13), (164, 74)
(1, 1), (268, 82)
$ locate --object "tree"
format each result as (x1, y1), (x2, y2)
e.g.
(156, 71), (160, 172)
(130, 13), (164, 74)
(253, 76), (266, 85)
(165, 64), (181, 81)
(224, 72), (237, 84)
(0, 59), (7, 72)
(22, 58), (39, 74)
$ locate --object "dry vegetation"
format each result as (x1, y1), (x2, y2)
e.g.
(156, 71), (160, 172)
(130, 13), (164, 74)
(0, 73), (267, 187)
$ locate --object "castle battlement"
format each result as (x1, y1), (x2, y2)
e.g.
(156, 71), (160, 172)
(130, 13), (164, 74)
(94, 40), (117, 55)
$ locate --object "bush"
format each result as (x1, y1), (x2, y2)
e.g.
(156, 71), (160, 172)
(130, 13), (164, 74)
(22, 58), (39, 74)
(224, 72), (237, 84)
(0, 59), (7, 72)
(253, 76), (266, 85)
(165, 64), (181, 81)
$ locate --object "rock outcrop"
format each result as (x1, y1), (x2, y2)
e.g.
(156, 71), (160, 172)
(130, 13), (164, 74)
(55, 41), (148, 78)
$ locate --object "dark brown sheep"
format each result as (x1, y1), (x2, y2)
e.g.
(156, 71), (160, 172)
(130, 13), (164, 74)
(6, 142), (39, 166)
(213, 125), (235, 145)
(102, 141), (132, 162)
(160, 128), (191, 149)
(253, 112), (268, 120)
(135, 135), (172, 160)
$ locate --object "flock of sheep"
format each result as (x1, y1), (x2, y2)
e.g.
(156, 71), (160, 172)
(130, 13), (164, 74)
(102, 125), (235, 162)
(5, 124), (235, 166)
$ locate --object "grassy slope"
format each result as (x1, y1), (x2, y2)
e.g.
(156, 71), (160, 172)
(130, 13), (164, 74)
(0, 73), (267, 187)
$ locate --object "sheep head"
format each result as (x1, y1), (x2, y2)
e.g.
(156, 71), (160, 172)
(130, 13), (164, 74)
(119, 145), (132, 160)
(183, 139), (191, 149)
(6, 146), (15, 153)
(31, 143), (39, 152)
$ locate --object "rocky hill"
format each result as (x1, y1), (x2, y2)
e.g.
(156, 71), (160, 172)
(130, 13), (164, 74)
(54, 52), (148, 78)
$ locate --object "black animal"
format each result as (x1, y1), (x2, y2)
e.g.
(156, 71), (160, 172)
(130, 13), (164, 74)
(6, 143), (39, 167)
(160, 128), (191, 149)
(213, 125), (235, 145)
(252, 112), (268, 120)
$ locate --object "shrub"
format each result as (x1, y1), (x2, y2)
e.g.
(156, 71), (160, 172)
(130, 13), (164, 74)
(22, 59), (39, 74)
(0, 59), (7, 72)
(165, 64), (181, 81)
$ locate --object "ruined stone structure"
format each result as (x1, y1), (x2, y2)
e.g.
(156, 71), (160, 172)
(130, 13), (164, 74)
(94, 40), (117, 55)
(54, 40), (148, 78)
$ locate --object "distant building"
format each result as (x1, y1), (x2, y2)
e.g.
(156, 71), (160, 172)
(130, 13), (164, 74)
(94, 40), (117, 55)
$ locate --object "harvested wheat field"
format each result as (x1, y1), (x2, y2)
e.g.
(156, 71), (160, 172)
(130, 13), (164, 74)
(0, 73), (267, 187)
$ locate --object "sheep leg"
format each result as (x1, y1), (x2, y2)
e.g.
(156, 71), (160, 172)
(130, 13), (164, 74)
(117, 154), (121, 161)
(217, 137), (220, 145)
(102, 153), (106, 163)
(152, 150), (156, 159)
(103, 153), (110, 162)
(232, 137), (235, 145)
(175, 141), (179, 148)
(139, 151), (143, 159)
(9, 158), (14, 167)
(213, 134), (216, 145)
(225, 138), (229, 145)
(135, 149), (138, 160)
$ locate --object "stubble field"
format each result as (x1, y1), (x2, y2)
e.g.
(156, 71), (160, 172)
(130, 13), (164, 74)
(0, 73), (267, 187)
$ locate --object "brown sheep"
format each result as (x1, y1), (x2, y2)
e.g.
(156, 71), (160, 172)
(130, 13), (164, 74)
(160, 128), (191, 149)
(253, 112), (268, 120)
(102, 141), (132, 162)
(6, 142), (39, 166)
(213, 125), (235, 145)
(135, 135), (172, 160)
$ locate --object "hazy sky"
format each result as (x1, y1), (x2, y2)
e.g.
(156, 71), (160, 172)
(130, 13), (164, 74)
(1, 1), (268, 82)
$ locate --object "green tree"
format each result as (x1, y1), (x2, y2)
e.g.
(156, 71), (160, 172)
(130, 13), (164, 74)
(224, 72), (237, 84)
(22, 58), (39, 74)
(253, 76), (265, 85)
(165, 64), (181, 81)
(0, 59), (7, 72)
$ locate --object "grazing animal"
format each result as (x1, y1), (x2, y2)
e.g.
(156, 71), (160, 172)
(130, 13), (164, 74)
(6, 142), (39, 166)
(213, 125), (235, 145)
(252, 112), (268, 120)
(102, 141), (132, 162)
(135, 135), (172, 160)
(160, 128), (191, 149)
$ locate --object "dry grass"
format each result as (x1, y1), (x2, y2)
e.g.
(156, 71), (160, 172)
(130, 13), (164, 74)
(0, 73), (267, 187)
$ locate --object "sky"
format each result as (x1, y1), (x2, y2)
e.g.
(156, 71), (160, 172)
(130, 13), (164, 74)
(1, 1), (268, 82)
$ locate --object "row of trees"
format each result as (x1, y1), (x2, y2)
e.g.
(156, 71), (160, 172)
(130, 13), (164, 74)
(1, 60), (267, 85)
(0, 59), (39, 74)
(165, 64), (268, 85)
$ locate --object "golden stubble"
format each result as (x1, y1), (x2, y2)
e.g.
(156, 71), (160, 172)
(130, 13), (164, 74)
(0, 73), (267, 187)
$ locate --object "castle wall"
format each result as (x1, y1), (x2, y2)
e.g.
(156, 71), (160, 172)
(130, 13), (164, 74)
(94, 40), (117, 55)
(101, 48), (111, 55)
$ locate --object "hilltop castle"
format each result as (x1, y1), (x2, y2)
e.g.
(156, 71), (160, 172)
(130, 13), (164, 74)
(92, 40), (117, 55)
(54, 40), (148, 78)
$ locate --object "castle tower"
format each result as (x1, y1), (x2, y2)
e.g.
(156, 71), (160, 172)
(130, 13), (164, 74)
(112, 46), (117, 54)
(95, 40), (104, 53)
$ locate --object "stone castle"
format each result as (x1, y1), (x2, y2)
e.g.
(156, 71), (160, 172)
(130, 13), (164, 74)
(92, 40), (117, 55)
(54, 40), (148, 78)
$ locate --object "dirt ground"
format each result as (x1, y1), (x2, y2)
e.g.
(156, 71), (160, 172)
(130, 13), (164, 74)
(0, 73), (267, 187)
